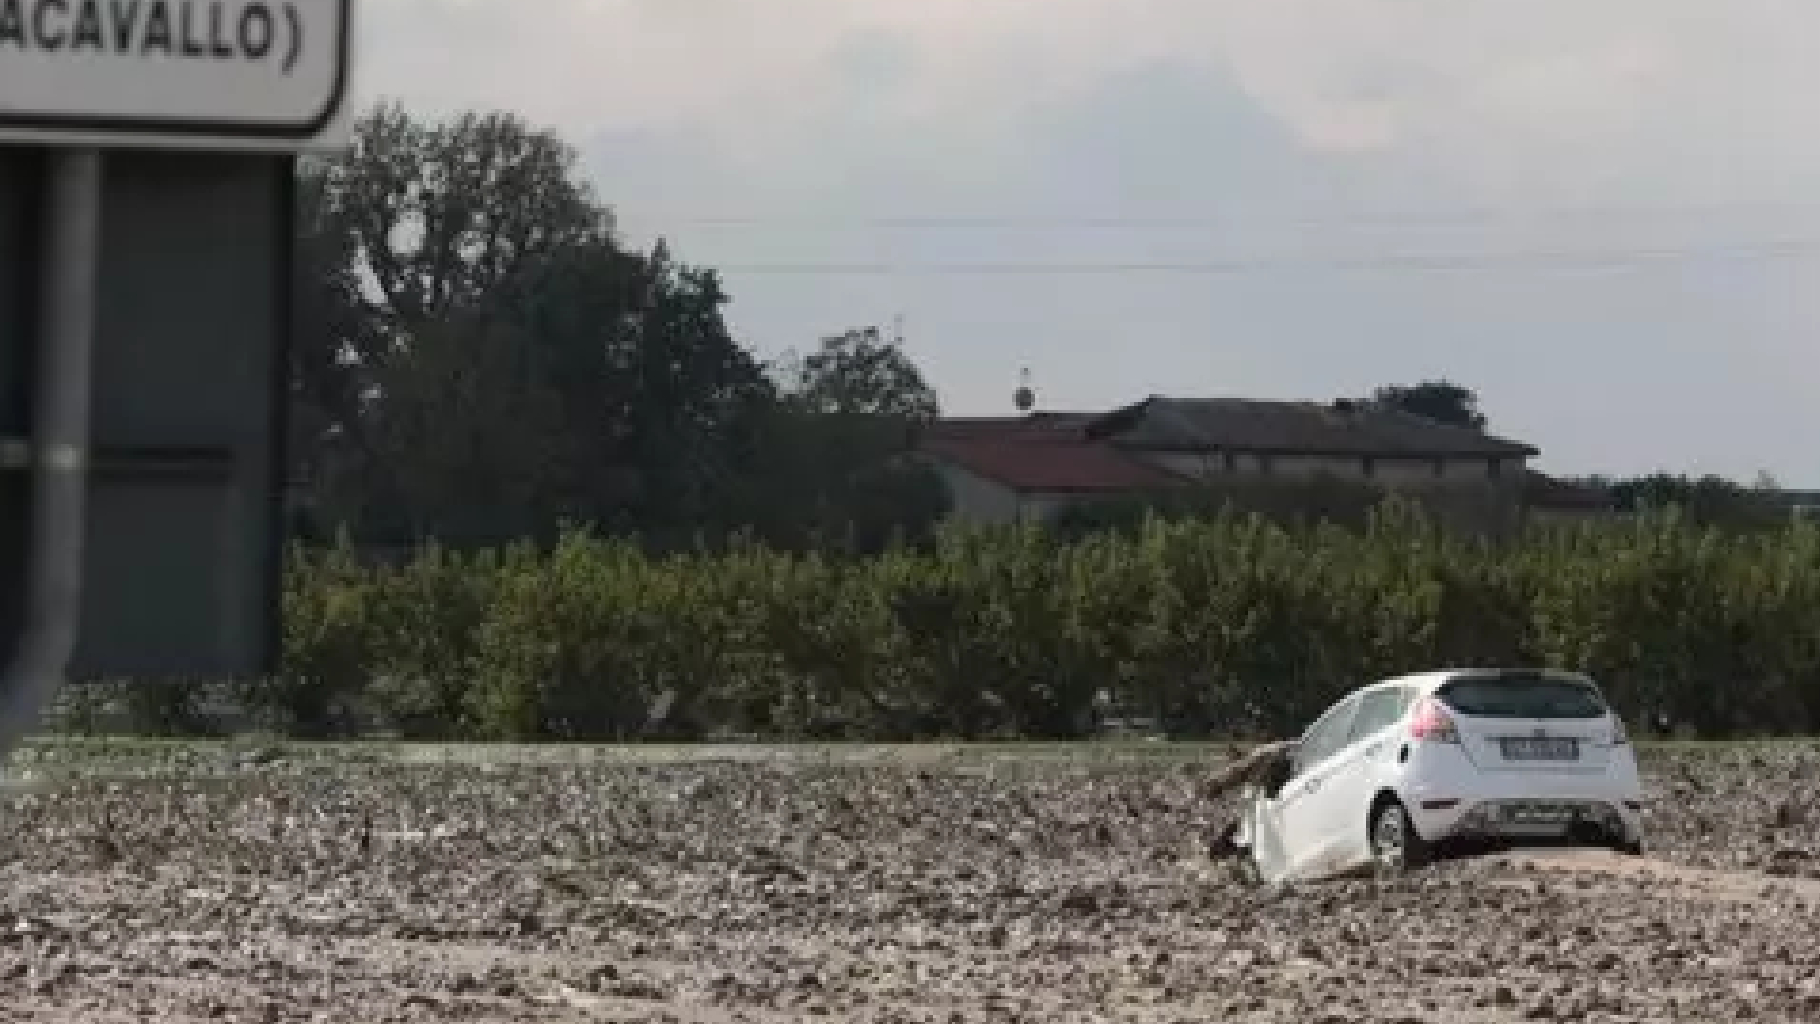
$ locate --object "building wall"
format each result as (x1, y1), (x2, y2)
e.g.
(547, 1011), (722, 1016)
(1136, 449), (1522, 486)
(1126, 446), (1532, 539)
(1766, 490), (1820, 523)
(929, 462), (1039, 526)
(927, 449), (1536, 534)
(928, 462), (1091, 527)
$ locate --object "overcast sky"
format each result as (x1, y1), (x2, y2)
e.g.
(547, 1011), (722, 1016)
(360, 0), (1820, 480)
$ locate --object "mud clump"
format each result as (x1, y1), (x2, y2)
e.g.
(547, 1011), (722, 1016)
(1, 742), (1818, 1021)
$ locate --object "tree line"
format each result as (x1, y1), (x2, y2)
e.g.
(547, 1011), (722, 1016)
(51, 506), (1820, 741)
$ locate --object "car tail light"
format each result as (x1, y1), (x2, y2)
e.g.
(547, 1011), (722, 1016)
(1408, 697), (1460, 743)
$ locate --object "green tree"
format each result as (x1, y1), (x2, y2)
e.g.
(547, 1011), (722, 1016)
(600, 242), (775, 539)
(732, 326), (949, 552)
(781, 326), (940, 419)
(292, 102), (611, 541)
(363, 313), (570, 543)
(1369, 380), (1488, 431)
(1603, 473), (1786, 532)
(290, 166), (387, 540)
(317, 101), (610, 326)
(291, 102), (773, 546)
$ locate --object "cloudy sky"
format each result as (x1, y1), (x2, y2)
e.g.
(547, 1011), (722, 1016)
(360, 0), (1819, 480)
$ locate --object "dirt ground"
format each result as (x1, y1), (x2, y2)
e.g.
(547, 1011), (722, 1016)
(2, 741), (1819, 1023)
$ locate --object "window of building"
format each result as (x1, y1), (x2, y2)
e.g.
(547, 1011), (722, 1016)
(1487, 458), (1503, 479)
(1361, 456), (1377, 478)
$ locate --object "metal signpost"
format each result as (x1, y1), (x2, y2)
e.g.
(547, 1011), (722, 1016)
(0, 0), (355, 761)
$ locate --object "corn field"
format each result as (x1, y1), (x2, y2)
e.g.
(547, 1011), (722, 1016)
(74, 502), (1820, 741)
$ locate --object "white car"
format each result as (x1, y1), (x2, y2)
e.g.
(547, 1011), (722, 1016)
(1233, 668), (1645, 884)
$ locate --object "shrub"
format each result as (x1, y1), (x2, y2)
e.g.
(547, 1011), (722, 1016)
(255, 506), (1820, 741)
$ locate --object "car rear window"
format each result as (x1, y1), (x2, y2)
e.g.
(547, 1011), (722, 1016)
(1436, 675), (1607, 719)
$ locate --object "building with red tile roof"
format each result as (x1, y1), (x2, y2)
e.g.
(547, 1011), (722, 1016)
(917, 395), (1587, 528)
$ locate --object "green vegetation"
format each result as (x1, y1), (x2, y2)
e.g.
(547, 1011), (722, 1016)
(83, 504), (1790, 743)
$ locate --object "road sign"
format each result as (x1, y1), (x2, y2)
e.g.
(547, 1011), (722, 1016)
(75, 152), (295, 680)
(0, 0), (353, 150)
(0, 151), (299, 757)
(0, 1), (352, 760)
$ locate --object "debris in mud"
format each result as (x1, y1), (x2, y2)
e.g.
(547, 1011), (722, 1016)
(0, 743), (1816, 1021)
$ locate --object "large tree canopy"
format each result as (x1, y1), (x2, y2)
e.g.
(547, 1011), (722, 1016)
(292, 103), (777, 546)
(289, 105), (946, 552)
(320, 102), (611, 326)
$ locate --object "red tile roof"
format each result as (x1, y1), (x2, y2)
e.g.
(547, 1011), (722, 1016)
(922, 433), (1184, 494)
(923, 413), (1098, 441)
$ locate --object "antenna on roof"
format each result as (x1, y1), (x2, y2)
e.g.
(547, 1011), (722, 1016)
(1013, 367), (1037, 412)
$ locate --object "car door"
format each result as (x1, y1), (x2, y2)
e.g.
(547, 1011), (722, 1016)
(1271, 694), (1361, 880)
(1316, 685), (1415, 868)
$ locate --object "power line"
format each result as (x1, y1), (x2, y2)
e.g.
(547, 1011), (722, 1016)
(622, 200), (1820, 232)
(712, 241), (1820, 275)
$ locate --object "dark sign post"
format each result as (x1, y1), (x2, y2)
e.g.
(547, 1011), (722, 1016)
(0, 0), (355, 760)
(0, 149), (102, 761)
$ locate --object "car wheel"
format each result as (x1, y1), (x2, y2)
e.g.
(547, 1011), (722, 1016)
(1370, 799), (1431, 874)
(1612, 838), (1645, 857)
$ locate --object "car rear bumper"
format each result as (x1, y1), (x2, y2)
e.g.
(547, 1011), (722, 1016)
(1401, 771), (1644, 845)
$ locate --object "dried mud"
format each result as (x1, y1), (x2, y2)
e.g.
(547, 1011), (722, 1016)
(2, 743), (1818, 1022)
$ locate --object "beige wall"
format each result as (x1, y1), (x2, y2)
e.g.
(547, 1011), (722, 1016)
(926, 448), (1534, 532)
(930, 462), (1076, 526)
(932, 462), (1020, 526)
(1136, 449), (1523, 487)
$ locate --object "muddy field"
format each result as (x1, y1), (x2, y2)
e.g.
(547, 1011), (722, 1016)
(1, 741), (1817, 1023)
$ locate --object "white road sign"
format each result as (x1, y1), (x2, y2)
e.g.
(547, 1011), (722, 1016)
(0, 0), (353, 151)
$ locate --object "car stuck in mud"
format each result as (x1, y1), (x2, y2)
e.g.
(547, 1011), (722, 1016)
(1233, 668), (1646, 884)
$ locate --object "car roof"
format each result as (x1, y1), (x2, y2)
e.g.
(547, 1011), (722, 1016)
(1368, 667), (1597, 695)
(1303, 669), (1602, 734)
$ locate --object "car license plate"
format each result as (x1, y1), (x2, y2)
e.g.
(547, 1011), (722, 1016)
(1498, 737), (1579, 761)
(1503, 801), (1575, 825)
